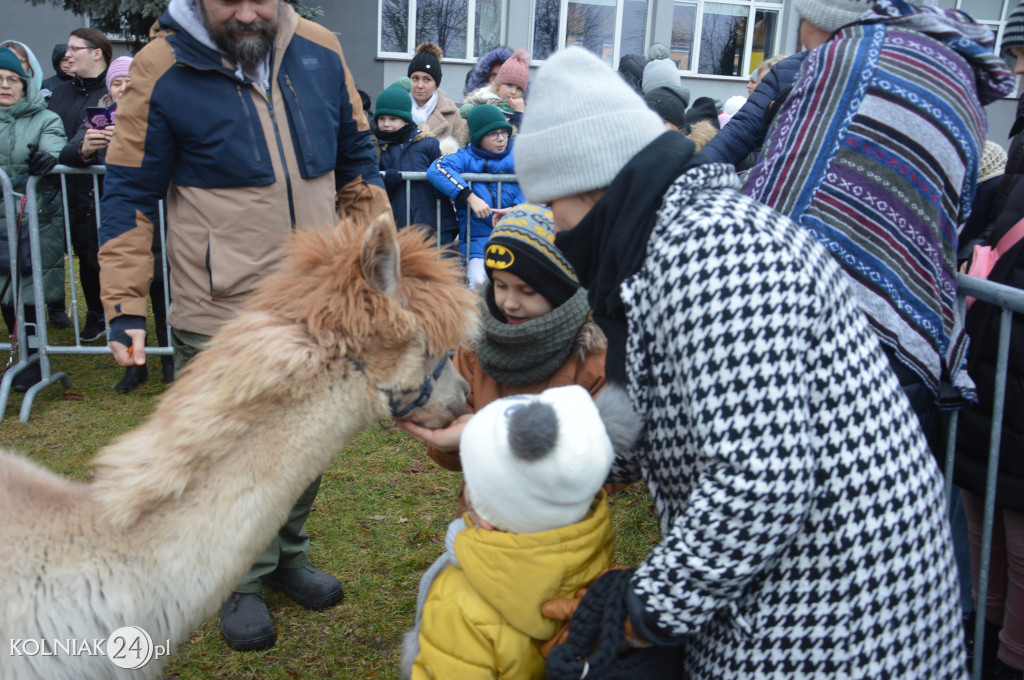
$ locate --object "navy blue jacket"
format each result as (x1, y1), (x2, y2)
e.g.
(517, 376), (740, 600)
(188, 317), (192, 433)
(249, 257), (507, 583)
(378, 125), (457, 235)
(98, 3), (387, 336)
(702, 52), (807, 167)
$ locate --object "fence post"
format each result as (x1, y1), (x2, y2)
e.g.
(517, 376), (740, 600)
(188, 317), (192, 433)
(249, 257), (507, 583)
(0, 168), (29, 416)
(17, 175), (73, 421)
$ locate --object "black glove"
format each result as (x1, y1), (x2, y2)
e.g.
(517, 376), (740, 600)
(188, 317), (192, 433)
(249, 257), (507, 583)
(27, 144), (57, 176)
(383, 168), (403, 194)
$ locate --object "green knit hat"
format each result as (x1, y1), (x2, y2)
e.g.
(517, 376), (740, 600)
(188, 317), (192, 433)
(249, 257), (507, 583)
(468, 104), (512, 147)
(375, 82), (413, 124)
(0, 48), (29, 82)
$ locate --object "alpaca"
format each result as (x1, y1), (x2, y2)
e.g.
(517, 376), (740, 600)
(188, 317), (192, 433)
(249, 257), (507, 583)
(0, 214), (479, 680)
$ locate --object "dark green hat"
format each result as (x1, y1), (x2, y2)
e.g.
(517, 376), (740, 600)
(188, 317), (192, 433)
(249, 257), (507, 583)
(468, 104), (512, 147)
(375, 83), (413, 124)
(0, 48), (29, 81)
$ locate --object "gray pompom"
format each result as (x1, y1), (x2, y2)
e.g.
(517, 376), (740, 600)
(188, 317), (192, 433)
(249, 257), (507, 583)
(646, 43), (671, 61)
(507, 401), (558, 462)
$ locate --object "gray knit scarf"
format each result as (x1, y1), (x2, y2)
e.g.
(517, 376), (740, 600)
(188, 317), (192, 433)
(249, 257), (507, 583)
(476, 284), (589, 386)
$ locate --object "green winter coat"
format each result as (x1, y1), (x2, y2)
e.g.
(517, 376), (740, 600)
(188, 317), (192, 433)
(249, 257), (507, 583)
(0, 75), (66, 306)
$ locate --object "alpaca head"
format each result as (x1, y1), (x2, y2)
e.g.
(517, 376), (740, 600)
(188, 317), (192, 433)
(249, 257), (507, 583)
(245, 212), (479, 428)
(92, 213), (478, 530)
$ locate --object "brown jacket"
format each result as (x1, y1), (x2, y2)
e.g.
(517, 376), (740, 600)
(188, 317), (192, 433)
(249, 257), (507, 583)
(427, 319), (607, 470)
(425, 88), (468, 147)
(99, 4), (389, 336)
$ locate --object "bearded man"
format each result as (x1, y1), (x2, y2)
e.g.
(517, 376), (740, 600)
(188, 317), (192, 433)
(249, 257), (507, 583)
(98, 0), (389, 652)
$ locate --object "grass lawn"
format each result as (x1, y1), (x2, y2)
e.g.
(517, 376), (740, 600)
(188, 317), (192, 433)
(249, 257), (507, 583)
(0, 339), (661, 679)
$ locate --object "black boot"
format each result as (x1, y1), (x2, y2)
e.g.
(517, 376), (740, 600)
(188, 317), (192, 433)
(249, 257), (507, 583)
(114, 364), (148, 394)
(219, 592), (276, 652)
(264, 563), (344, 610)
(79, 310), (106, 343)
(11, 362), (42, 393)
(48, 305), (71, 329)
(161, 355), (175, 384)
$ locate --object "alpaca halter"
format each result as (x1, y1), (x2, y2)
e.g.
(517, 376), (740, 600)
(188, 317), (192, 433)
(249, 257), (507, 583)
(387, 356), (449, 419)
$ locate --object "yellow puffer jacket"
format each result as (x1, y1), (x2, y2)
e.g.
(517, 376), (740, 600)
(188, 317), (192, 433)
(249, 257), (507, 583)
(410, 493), (614, 679)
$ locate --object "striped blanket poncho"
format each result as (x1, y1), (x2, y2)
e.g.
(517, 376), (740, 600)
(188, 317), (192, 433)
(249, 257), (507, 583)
(744, 0), (1014, 407)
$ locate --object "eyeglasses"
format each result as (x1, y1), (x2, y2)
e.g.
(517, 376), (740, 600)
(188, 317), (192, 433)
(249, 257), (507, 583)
(0, 76), (23, 86)
(66, 45), (97, 53)
(485, 129), (509, 140)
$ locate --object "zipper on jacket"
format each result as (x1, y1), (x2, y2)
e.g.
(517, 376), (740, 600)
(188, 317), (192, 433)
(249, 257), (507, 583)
(283, 74), (314, 162)
(483, 159), (498, 207)
(265, 88), (297, 228)
(236, 86), (262, 164)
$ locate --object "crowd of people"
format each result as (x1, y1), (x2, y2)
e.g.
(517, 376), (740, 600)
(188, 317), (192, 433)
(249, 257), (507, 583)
(4, 0), (1024, 676)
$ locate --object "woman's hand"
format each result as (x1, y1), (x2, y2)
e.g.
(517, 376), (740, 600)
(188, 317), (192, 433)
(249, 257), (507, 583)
(80, 126), (114, 160)
(395, 413), (472, 452)
(466, 193), (493, 219)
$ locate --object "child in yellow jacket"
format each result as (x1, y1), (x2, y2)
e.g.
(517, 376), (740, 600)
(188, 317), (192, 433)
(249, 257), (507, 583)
(400, 385), (620, 680)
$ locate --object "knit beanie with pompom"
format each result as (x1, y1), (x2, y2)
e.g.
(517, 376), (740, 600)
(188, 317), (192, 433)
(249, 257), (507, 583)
(495, 48), (530, 91)
(408, 42), (443, 85)
(461, 385), (614, 534)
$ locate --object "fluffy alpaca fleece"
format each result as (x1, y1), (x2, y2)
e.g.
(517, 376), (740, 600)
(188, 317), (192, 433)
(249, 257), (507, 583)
(0, 215), (478, 680)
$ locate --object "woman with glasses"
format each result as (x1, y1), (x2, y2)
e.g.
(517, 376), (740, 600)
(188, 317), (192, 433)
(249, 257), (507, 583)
(46, 27), (112, 345)
(428, 105), (523, 289)
(0, 46), (67, 392)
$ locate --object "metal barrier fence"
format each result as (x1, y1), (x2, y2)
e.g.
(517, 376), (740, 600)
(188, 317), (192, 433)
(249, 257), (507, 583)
(392, 171), (517, 257)
(0, 166), (171, 422)
(2, 165), (1024, 678)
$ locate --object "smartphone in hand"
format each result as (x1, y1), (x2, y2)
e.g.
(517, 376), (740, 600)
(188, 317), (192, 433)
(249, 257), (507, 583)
(84, 106), (115, 129)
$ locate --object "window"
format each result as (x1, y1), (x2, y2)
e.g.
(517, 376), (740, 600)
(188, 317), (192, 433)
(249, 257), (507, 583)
(379, 0), (506, 61)
(671, 0), (780, 77)
(532, 0), (649, 66)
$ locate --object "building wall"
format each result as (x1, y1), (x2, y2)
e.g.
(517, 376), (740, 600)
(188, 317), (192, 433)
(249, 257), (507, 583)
(6, 0), (1019, 144)
(4, 2), (95, 81)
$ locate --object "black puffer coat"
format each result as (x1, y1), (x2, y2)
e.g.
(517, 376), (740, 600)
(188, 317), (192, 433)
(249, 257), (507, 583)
(954, 130), (1024, 510)
(47, 71), (108, 261)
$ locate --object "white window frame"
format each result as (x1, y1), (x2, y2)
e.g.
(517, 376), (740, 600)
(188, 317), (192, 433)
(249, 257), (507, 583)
(528, 0), (653, 67)
(679, 0), (783, 79)
(377, 0), (508, 63)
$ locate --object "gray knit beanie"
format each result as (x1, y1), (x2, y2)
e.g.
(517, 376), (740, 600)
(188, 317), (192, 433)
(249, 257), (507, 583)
(515, 47), (665, 205)
(642, 58), (682, 95)
(1003, 2), (1024, 52)
(793, 0), (874, 33)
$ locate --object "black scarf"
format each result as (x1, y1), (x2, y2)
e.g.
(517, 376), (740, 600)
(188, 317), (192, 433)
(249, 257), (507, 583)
(376, 122), (416, 145)
(554, 132), (705, 385)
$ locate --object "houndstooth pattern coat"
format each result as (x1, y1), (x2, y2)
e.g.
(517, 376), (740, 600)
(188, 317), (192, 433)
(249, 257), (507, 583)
(614, 164), (966, 679)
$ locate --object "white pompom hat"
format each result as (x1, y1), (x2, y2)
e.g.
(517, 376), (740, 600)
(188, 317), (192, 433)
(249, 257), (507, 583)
(460, 385), (614, 534)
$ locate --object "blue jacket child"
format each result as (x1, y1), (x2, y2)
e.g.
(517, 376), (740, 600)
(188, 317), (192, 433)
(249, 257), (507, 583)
(428, 104), (523, 287)
(374, 82), (458, 246)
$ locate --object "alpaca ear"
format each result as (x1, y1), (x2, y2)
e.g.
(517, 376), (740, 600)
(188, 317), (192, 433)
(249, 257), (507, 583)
(361, 212), (401, 295)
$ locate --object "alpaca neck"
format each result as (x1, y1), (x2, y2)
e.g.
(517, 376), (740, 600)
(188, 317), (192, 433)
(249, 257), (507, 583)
(91, 374), (382, 644)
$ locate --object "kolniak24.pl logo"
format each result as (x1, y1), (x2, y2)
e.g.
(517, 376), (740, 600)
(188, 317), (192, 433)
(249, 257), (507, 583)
(9, 626), (171, 670)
